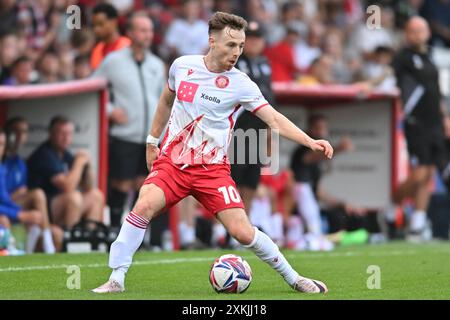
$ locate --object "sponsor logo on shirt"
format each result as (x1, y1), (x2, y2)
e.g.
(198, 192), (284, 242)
(201, 93), (221, 104)
(177, 81), (199, 103)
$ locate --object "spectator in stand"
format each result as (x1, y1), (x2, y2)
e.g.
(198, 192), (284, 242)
(36, 50), (62, 84)
(71, 29), (96, 58)
(73, 54), (92, 79)
(360, 46), (396, 90)
(2, 56), (37, 85)
(420, 0), (450, 47)
(298, 54), (334, 85)
(0, 33), (21, 84)
(264, 24), (301, 82)
(266, 0), (307, 46)
(0, 0), (18, 36)
(348, 6), (399, 58)
(322, 31), (354, 84)
(27, 116), (104, 230)
(0, 127), (56, 254)
(293, 21), (324, 72)
(4, 117), (62, 252)
(90, 3), (131, 70)
(16, 0), (61, 62)
(164, 0), (209, 59)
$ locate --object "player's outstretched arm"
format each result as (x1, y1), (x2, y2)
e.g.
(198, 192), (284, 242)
(146, 85), (176, 171)
(254, 104), (334, 159)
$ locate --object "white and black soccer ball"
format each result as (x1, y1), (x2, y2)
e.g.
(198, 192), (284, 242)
(209, 254), (252, 293)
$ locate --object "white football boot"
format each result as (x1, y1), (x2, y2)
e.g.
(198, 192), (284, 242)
(292, 276), (328, 293)
(92, 280), (125, 293)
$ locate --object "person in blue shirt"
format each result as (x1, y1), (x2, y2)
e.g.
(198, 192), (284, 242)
(27, 116), (104, 230)
(4, 117), (59, 253)
(0, 127), (55, 254)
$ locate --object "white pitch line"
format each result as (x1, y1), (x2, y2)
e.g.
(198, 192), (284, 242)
(0, 248), (449, 273)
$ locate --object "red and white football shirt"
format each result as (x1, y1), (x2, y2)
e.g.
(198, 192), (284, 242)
(162, 55), (269, 165)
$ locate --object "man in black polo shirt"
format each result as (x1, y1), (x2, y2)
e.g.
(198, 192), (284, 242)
(27, 116), (105, 230)
(391, 16), (450, 238)
(231, 21), (275, 212)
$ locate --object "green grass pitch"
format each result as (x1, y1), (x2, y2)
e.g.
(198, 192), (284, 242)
(0, 242), (449, 300)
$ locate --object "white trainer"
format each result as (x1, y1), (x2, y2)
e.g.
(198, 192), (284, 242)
(92, 280), (125, 293)
(293, 276), (328, 293)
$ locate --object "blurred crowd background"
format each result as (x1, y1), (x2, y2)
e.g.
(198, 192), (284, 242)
(0, 0), (448, 87)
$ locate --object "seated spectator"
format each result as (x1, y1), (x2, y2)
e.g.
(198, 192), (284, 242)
(37, 50), (62, 84)
(4, 117), (62, 252)
(0, 33), (21, 84)
(293, 21), (324, 72)
(2, 56), (37, 85)
(290, 114), (364, 241)
(0, 127), (54, 254)
(163, 0), (209, 59)
(73, 54), (92, 80)
(298, 54), (334, 85)
(264, 24), (301, 82)
(360, 45), (396, 91)
(27, 116), (104, 230)
(420, 0), (450, 47)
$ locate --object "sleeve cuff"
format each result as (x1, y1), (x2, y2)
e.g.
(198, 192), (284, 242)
(252, 103), (269, 114)
(167, 81), (175, 92)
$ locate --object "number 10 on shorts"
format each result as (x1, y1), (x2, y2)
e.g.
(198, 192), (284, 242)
(218, 186), (241, 204)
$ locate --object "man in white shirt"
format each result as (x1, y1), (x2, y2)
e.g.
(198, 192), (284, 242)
(164, 0), (209, 57)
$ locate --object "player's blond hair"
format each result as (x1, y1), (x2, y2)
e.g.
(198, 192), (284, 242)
(208, 12), (248, 35)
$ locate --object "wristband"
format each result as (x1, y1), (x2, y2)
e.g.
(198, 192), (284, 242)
(146, 134), (159, 146)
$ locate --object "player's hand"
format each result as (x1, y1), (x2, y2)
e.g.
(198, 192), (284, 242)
(309, 139), (334, 159)
(146, 144), (160, 172)
(110, 108), (128, 125)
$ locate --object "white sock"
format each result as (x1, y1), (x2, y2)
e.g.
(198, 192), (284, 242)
(26, 225), (41, 254)
(410, 210), (426, 231)
(42, 228), (55, 254)
(109, 211), (149, 286)
(244, 227), (299, 286)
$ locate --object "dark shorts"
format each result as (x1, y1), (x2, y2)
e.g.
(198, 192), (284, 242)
(109, 137), (148, 180)
(230, 163), (261, 190)
(404, 122), (448, 169)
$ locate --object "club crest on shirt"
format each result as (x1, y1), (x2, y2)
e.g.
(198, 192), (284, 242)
(187, 69), (194, 76)
(215, 75), (229, 89)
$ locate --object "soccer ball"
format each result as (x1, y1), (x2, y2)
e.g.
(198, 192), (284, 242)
(209, 254), (252, 293)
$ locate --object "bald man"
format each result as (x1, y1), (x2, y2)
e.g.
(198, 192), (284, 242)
(389, 16), (450, 240)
